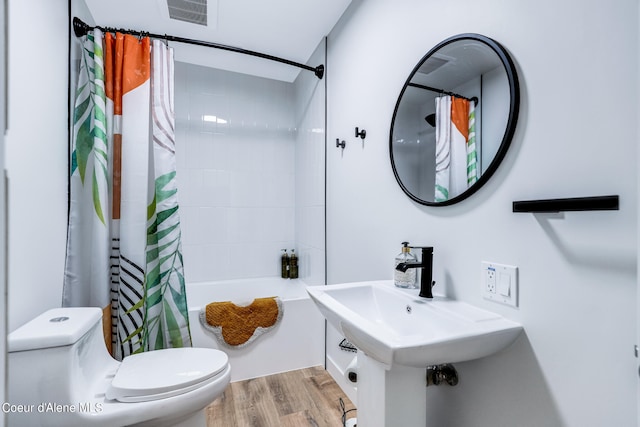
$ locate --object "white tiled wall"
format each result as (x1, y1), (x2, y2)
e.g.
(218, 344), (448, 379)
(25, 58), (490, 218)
(175, 59), (325, 284)
(293, 41), (326, 286)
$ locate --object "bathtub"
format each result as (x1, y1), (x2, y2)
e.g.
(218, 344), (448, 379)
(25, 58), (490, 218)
(187, 277), (325, 382)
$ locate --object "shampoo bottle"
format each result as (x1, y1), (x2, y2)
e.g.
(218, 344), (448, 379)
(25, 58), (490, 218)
(281, 249), (290, 278)
(289, 249), (299, 279)
(394, 242), (417, 288)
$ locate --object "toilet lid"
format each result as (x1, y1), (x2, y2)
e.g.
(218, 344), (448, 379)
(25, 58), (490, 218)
(106, 348), (228, 403)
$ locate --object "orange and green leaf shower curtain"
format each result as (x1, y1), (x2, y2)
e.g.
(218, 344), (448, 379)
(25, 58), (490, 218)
(434, 95), (478, 201)
(434, 95), (451, 202)
(467, 102), (478, 186)
(64, 28), (112, 339)
(145, 39), (192, 351)
(449, 96), (470, 198)
(64, 30), (191, 359)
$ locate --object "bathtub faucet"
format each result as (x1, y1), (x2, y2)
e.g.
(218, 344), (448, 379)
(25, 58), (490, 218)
(395, 246), (435, 298)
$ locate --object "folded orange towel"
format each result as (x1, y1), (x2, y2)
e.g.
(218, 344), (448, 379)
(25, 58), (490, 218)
(201, 297), (282, 347)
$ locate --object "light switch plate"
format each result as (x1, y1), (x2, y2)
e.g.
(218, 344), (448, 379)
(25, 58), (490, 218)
(481, 261), (518, 307)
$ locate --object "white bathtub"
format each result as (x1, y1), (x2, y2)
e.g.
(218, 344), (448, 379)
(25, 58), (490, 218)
(187, 277), (325, 382)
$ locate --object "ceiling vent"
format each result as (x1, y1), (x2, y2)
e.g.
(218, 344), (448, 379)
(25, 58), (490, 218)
(417, 56), (449, 76)
(167, 0), (208, 26)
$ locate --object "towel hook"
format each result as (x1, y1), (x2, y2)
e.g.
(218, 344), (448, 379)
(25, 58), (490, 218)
(336, 138), (346, 149)
(355, 127), (366, 140)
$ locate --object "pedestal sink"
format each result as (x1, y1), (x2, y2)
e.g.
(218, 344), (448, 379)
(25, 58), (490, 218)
(307, 280), (522, 426)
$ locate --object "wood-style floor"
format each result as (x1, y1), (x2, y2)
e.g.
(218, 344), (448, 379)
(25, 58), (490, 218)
(206, 366), (357, 427)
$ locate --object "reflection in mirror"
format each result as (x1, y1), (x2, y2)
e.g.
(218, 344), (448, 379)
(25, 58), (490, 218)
(390, 34), (519, 205)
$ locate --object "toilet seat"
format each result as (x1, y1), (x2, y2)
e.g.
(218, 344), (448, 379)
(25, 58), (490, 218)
(106, 347), (229, 403)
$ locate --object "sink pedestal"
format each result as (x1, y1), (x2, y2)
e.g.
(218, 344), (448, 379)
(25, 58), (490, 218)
(357, 353), (427, 427)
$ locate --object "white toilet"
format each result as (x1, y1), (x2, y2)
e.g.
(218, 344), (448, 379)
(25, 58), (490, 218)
(7, 307), (231, 427)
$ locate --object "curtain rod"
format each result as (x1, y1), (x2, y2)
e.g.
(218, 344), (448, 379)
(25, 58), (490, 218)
(408, 82), (478, 105)
(72, 17), (324, 79)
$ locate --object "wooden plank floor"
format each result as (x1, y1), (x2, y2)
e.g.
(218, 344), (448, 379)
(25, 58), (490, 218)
(206, 366), (357, 427)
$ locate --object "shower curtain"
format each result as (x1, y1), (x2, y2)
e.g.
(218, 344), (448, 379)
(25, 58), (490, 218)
(64, 29), (191, 359)
(467, 101), (478, 186)
(434, 95), (478, 201)
(434, 95), (452, 202)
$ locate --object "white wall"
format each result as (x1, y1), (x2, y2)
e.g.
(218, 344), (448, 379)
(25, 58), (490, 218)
(6, 0), (68, 331)
(326, 1), (637, 426)
(174, 45), (326, 286)
(0, 2), (6, 424)
(480, 66), (509, 171)
(637, 4), (640, 425)
(294, 39), (326, 286)
(174, 63), (297, 282)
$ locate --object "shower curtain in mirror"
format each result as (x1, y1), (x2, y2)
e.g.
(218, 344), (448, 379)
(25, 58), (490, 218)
(434, 95), (478, 201)
(466, 101), (478, 186)
(63, 29), (191, 360)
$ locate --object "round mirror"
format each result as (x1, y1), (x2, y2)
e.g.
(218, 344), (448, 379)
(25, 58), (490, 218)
(390, 34), (519, 206)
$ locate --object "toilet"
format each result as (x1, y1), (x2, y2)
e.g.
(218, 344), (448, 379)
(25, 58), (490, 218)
(7, 307), (231, 427)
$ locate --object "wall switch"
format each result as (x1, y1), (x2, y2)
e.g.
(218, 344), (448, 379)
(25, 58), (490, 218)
(481, 261), (518, 307)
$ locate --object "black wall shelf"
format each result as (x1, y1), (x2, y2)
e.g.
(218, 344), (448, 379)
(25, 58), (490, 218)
(512, 195), (619, 213)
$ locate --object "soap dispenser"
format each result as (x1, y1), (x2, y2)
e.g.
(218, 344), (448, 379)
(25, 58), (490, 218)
(281, 249), (290, 278)
(394, 242), (417, 288)
(289, 249), (299, 279)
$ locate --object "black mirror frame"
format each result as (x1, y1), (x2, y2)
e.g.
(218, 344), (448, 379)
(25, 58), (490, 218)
(389, 33), (520, 206)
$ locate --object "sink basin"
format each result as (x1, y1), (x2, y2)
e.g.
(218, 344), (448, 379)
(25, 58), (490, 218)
(307, 280), (522, 367)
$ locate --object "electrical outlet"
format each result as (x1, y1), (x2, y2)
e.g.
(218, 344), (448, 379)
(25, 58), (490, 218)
(481, 261), (518, 307)
(486, 267), (496, 293)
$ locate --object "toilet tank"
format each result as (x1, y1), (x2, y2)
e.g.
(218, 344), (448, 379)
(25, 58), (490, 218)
(8, 307), (102, 352)
(7, 307), (117, 424)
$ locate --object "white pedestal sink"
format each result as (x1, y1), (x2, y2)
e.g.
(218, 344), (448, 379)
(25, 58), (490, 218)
(307, 280), (522, 426)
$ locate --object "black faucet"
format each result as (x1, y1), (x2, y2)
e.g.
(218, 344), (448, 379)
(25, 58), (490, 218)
(395, 246), (435, 298)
